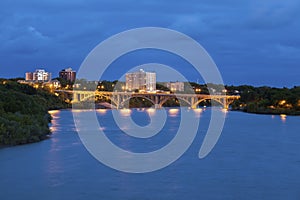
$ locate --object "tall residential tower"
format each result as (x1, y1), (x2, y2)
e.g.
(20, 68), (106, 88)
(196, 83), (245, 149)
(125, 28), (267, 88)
(126, 69), (156, 92)
(25, 69), (51, 82)
(59, 68), (76, 82)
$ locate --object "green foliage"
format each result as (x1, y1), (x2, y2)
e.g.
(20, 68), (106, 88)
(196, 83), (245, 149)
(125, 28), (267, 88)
(226, 85), (300, 115)
(96, 80), (124, 92)
(156, 83), (170, 92)
(0, 79), (68, 146)
(129, 97), (153, 108)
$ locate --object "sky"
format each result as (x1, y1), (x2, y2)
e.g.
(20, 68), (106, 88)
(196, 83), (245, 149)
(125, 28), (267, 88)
(0, 0), (299, 87)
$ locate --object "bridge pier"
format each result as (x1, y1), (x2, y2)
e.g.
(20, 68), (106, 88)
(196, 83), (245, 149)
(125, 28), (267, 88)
(73, 93), (79, 103)
(154, 104), (161, 109)
(220, 98), (229, 110)
(223, 103), (229, 110)
(191, 104), (197, 109)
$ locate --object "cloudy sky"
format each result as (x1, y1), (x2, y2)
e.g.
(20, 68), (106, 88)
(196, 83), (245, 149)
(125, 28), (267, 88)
(0, 0), (299, 87)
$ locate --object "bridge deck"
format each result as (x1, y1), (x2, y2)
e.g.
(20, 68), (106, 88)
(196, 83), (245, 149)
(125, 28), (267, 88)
(56, 90), (240, 109)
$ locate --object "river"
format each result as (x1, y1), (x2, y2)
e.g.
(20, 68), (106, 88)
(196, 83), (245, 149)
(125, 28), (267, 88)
(0, 108), (300, 200)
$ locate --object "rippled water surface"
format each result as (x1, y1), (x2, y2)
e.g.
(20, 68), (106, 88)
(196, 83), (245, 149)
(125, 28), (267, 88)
(0, 108), (300, 200)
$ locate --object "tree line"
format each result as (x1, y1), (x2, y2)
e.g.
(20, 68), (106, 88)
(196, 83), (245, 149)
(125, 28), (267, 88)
(227, 85), (300, 115)
(0, 79), (68, 146)
(93, 80), (300, 114)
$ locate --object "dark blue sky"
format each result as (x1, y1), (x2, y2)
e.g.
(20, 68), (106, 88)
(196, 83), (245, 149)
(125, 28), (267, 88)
(0, 0), (299, 87)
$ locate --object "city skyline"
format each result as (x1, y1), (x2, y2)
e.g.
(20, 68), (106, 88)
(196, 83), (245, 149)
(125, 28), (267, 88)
(0, 0), (299, 87)
(6, 65), (300, 88)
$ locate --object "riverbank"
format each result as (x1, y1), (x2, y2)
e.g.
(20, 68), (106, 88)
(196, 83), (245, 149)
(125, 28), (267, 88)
(244, 110), (300, 116)
(0, 79), (69, 146)
(232, 108), (300, 116)
(228, 85), (300, 116)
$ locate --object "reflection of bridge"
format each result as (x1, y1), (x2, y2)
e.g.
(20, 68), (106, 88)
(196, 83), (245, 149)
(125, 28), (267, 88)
(56, 90), (240, 109)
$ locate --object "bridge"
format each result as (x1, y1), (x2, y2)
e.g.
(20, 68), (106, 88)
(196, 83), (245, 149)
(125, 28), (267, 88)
(55, 90), (240, 109)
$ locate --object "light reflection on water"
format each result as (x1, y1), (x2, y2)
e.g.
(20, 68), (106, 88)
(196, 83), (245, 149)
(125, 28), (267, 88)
(168, 108), (179, 117)
(69, 107), (211, 119)
(221, 108), (228, 113)
(72, 109), (95, 113)
(271, 114), (288, 123)
(96, 109), (108, 115)
(48, 110), (60, 115)
(1, 109), (300, 200)
(49, 110), (60, 132)
(193, 108), (203, 118)
(146, 108), (156, 116)
(119, 108), (132, 117)
(280, 114), (287, 123)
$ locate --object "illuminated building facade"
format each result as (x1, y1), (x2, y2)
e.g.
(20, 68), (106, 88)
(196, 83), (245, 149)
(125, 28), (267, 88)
(164, 81), (184, 92)
(59, 68), (76, 82)
(25, 69), (51, 82)
(126, 69), (156, 92)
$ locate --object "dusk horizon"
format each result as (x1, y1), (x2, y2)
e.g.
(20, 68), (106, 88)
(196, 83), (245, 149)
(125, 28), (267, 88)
(0, 0), (299, 87)
(2, 67), (300, 89)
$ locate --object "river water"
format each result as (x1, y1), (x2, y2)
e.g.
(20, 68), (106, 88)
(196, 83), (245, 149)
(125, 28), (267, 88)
(0, 108), (300, 200)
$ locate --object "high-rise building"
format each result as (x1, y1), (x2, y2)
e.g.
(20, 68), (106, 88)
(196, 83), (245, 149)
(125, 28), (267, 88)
(59, 68), (76, 82)
(126, 69), (156, 92)
(164, 81), (185, 92)
(25, 69), (51, 82)
(25, 72), (33, 81)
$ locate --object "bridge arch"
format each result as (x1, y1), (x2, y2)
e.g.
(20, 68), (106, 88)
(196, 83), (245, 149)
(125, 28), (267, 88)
(192, 98), (224, 109)
(79, 93), (119, 107)
(120, 95), (156, 108)
(67, 90), (240, 110)
(96, 93), (120, 107)
(159, 96), (191, 108)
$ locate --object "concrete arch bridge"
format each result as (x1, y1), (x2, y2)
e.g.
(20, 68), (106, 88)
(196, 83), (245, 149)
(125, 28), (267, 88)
(56, 90), (240, 109)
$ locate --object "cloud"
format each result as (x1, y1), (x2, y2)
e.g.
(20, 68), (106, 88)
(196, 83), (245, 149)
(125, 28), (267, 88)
(0, 0), (299, 86)
(246, 0), (300, 30)
(27, 26), (48, 40)
(0, 19), (51, 55)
